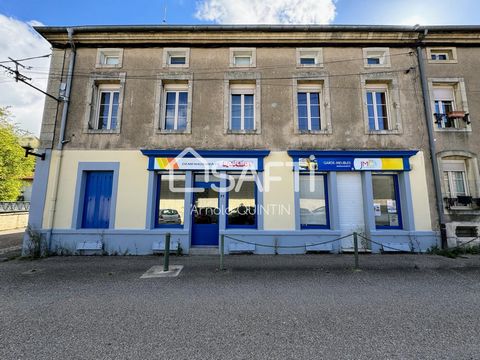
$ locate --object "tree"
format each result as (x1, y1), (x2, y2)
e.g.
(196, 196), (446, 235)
(0, 107), (35, 201)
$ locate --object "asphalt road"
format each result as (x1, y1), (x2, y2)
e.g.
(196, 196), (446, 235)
(0, 229), (24, 260)
(1, 255), (480, 360)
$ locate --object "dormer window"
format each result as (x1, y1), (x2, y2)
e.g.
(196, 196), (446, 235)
(363, 48), (390, 68)
(163, 48), (190, 68)
(230, 48), (256, 68)
(296, 48), (323, 67)
(96, 49), (123, 68)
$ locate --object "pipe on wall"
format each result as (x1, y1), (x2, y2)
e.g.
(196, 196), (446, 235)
(416, 36), (447, 248)
(46, 28), (76, 249)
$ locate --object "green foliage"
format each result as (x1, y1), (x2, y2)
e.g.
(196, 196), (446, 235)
(427, 244), (480, 258)
(0, 107), (35, 201)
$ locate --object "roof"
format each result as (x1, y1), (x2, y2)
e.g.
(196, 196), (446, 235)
(34, 24), (480, 47)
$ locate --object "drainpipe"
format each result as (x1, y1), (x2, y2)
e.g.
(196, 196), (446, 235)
(416, 29), (447, 248)
(46, 28), (76, 249)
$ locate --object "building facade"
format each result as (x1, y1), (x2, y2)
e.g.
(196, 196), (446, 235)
(24, 25), (479, 255)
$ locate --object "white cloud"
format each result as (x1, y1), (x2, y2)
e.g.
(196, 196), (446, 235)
(195, 0), (336, 24)
(0, 14), (51, 135)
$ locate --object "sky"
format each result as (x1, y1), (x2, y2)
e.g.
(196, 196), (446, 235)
(0, 0), (478, 135)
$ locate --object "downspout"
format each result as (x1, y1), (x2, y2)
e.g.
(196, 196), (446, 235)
(416, 28), (447, 248)
(46, 28), (76, 249)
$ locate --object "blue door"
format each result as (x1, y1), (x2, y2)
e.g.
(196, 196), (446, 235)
(191, 181), (220, 246)
(81, 171), (113, 229)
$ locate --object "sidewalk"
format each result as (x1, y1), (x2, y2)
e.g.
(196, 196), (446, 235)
(0, 228), (24, 259)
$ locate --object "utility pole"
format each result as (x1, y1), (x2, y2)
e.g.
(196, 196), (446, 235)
(0, 59), (60, 102)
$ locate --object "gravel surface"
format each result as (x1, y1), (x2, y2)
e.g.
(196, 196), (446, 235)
(1, 254), (480, 360)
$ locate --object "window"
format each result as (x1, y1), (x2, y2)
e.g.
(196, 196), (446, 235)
(230, 48), (256, 68)
(156, 174), (185, 227)
(432, 85), (470, 129)
(96, 49), (123, 68)
(95, 84), (120, 130)
(297, 85), (322, 131)
(372, 174), (402, 229)
(163, 48), (190, 68)
(366, 85), (390, 131)
(427, 48), (457, 63)
(227, 174), (257, 228)
(230, 84), (255, 131)
(443, 160), (469, 200)
(363, 48), (390, 67)
(162, 84), (188, 131)
(296, 48), (323, 67)
(299, 174), (329, 228)
(81, 171), (113, 229)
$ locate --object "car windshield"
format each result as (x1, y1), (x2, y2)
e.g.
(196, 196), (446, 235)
(161, 209), (178, 215)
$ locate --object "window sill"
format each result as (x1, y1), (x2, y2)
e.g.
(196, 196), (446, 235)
(434, 128), (472, 133)
(296, 64), (324, 68)
(296, 129), (331, 135)
(85, 129), (120, 134)
(226, 129), (260, 135)
(229, 65), (256, 69)
(366, 129), (401, 135)
(156, 129), (191, 135)
(164, 64), (190, 69)
(427, 60), (458, 64)
(95, 64), (123, 69)
(364, 64), (391, 69)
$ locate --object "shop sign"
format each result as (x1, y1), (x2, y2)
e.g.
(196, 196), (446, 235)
(154, 157), (258, 171)
(298, 157), (404, 171)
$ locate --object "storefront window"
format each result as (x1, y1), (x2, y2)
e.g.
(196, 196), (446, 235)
(299, 174), (329, 228)
(227, 174), (256, 227)
(372, 174), (402, 229)
(156, 174), (185, 227)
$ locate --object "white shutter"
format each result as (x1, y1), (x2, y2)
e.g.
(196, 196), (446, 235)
(337, 173), (366, 250)
(433, 86), (454, 101)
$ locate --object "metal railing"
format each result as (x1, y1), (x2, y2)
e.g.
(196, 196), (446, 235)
(0, 201), (30, 213)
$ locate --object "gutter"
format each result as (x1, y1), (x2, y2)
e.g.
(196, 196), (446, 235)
(415, 29), (447, 248)
(46, 27), (76, 250)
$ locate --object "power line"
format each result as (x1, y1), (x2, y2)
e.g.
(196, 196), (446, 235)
(0, 53), (51, 64)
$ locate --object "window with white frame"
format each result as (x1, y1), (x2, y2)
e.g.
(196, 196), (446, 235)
(162, 83), (188, 131)
(163, 48), (189, 68)
(297, 84), (322, 131)
(96, 49), (123, 68)
(230, 48), (255, 68)
(296, 48), (323, 67)
(443, 160), (469, 205)
(428, 48), (457, 63)
(230, 84), (255, 131)
(363, 48), (390, 67)
(94, 84), (120, 130)
(366, 84), (390, 131)
(433, 86), (457, 128)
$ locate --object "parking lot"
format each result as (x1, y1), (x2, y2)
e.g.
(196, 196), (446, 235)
(1, 254), (480, 359)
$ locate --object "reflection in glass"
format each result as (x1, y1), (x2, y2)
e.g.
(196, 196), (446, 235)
(299, 175), (327, 226)
(228, 175), (256, 226)
(372, 175), (401, 228)
(193, 188), (219, 224)
(157, 174), (185, 225)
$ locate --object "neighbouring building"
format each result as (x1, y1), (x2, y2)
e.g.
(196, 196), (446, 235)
(23, 25), (479, 255)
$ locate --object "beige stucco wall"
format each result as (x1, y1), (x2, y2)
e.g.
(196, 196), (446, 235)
(409, 151), (432, 231)
(0, 213), (28, 231)
(42, 150), (149, 229)
(262, 152), (295, 230)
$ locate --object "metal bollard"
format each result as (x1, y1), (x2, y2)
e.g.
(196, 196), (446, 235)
(353, 232), (359, 270)
(220, 234), (225, 271)
(164, 233), (171, 272)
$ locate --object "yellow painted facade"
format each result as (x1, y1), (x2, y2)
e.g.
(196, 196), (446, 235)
(262, 152), (296, 230)
(43, 150), (149, 229)
(408, 151), (433, 231)
(42, 150), (431, 232)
